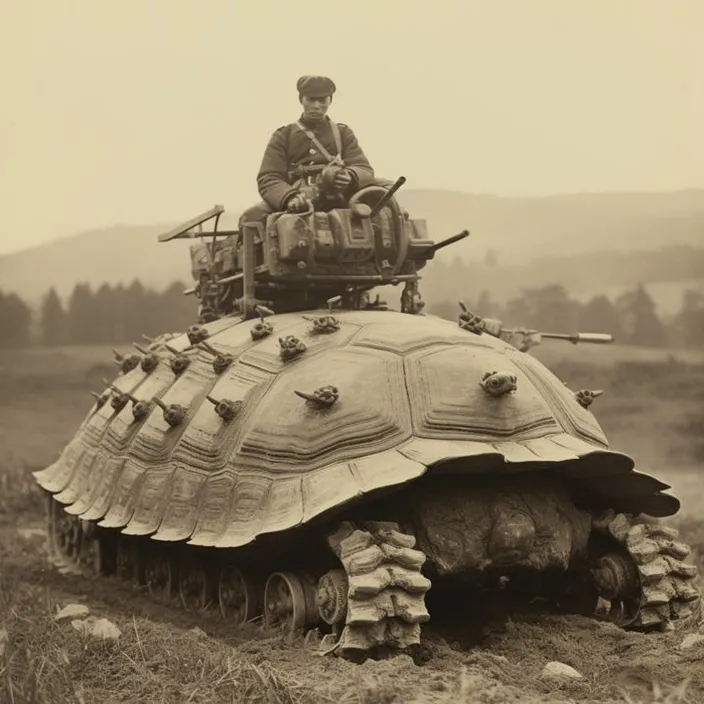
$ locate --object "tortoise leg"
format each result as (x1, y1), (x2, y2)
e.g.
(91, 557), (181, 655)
(590, 512), (700, 630)
(555, 511), (701, 630)
(319, 521), (431, 661)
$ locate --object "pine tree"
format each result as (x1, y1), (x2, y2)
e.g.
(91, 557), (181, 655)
(40, 287), (65, 346)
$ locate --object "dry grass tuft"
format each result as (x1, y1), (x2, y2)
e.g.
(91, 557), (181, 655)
(0, 574), (321, 704)
(336, 678), (400, 704)
(617, 678), (695, 704)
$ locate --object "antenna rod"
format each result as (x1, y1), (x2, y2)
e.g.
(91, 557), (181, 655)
(241, 223), (256, 318)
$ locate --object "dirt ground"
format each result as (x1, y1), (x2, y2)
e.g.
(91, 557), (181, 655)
(1, 343), (703, 703)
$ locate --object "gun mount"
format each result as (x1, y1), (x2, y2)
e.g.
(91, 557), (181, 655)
(457, 301), (614, 353)
(158, 177), (470, 323)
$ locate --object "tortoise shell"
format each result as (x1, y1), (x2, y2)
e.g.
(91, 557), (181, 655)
(34, 310), (678, 550)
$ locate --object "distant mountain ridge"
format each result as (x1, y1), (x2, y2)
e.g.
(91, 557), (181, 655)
(1, 188), (702, 308)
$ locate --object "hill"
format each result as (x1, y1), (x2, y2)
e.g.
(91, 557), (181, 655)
(1, 188), (703, 308)
(421, 245), (704, 317)
(399, 188), (704, 264)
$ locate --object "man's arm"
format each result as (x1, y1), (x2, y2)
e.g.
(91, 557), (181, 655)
(256, 127), (298, 211)
(340, 124), (375, 190)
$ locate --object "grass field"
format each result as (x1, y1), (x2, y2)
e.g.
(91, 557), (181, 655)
(1, 341), (703, 703)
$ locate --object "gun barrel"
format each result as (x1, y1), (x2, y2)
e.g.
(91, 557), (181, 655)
(431, 230), (471, 253)
(368, 176), (407, 218)
(541, 332), (614, 344)
(573, 332), (614, 344)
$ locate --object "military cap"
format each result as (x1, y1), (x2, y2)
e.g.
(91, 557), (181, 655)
(297, 75), (336, 98)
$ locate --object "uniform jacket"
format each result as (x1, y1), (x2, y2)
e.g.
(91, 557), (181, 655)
(256, 115), (375, 210)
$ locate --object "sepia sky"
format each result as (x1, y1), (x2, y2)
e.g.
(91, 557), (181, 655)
(1, 0), (702, 255)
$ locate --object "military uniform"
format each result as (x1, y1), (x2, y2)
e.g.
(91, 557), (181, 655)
(239, 75), (376, 226)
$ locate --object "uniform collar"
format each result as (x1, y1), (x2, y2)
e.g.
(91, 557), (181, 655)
(298, 113), (329, 130)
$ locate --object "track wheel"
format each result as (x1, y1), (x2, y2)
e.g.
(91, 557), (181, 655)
(54, 507), (82, 562)
(178, 559), (211, 611)
(264, 572), (318, 633)
(218, 565), (261, 624)
(144, 551), (173, 602)
(116, 537), (141, 585)
(78, 523), (106, 575)
(45, 492), (55, 552)
(592, 551), (643, 626)
(47, 498), (84, 574)
(316, 569), (349, 627)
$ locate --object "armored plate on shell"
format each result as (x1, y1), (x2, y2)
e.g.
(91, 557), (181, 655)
(34, 310), (678, 550)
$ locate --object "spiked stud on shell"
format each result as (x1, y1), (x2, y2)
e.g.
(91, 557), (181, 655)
(279, 335), (306, 361)
(206, 395), (242, 422)
(576, 389), (604, 409)
(294, 385), (339, 408)
(480, 371), (518, 397)
(250, 307), (274, 340)
(186, 324), (210, 345)
(113, 350), (140, 374)
(152, 398), (187, 427)
(165, 345), (190, 375)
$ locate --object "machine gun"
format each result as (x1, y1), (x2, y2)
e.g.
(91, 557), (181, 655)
(457, 302), (614, 353)
(157, 177), (471, 322)
(497, 328), (614, 353)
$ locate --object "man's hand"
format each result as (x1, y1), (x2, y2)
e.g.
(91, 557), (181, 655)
(285, 193), (311, 213)
(333, 168), (353, 192)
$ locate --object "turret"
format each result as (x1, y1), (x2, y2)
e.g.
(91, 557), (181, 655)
(157, 177), (470, 322)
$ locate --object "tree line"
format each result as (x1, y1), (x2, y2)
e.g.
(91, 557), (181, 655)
(0, 280), (196, 349)
(0, 278), (702, 350)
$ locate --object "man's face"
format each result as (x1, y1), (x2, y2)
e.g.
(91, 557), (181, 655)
(300, 95), (331, 121)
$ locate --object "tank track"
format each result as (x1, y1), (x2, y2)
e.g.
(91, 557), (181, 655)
(44, 495), (700, 663)
(43, 495), (433, 661)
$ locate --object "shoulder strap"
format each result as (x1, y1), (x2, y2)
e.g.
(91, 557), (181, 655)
(329, 120), (342, 156)
(294, 120), (345, 166)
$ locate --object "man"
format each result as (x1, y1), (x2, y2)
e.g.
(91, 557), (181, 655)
(239, 75), (376, 228)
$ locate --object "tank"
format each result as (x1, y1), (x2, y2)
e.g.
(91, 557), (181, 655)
(34, 176), (701, 662)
